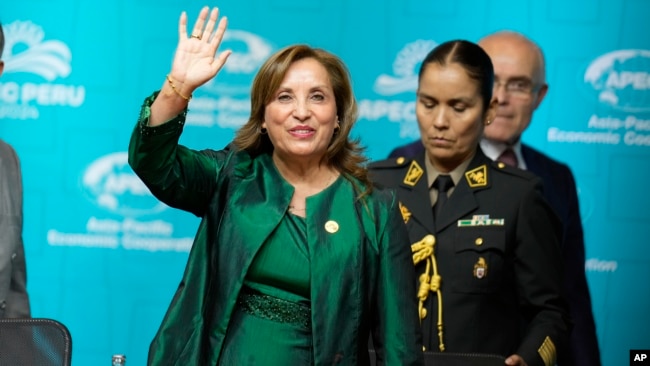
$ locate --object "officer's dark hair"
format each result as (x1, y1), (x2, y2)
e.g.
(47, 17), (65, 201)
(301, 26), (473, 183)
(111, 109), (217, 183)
(418, 40), (494, 111)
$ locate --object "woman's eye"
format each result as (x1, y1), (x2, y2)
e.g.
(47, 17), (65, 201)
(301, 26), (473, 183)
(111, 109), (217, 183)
(311, 93), (325, 101)
(278, 94), (292, 101)
(453, 105), (466, 112)
(419, 99), (435, 109)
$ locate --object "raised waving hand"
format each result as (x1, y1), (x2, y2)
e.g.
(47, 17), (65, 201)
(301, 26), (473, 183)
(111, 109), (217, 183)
(150, 6), (231, 126)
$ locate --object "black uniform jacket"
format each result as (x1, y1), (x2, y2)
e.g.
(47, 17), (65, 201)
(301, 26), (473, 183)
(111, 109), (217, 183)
(389, 141), (601, 366)
(368, 148), (569, 366)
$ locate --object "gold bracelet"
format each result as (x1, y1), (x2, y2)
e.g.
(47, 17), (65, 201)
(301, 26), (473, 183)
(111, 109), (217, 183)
(166, 74), (192, 101)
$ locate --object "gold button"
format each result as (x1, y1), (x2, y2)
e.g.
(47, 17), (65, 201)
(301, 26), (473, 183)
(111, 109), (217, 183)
(396, 157), (405, 164)
(324, 220), (339, 233)
(475, 237), (483, 246)
(498, 162), (506, 169)
(422, 346), (427, 351)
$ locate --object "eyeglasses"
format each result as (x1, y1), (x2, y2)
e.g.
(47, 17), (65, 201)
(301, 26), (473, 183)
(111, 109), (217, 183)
(493, 79), (540, 97)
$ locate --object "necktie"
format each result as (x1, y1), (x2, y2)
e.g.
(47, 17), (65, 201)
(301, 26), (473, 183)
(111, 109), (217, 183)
(433, 175), (454, 220)
(498, 148), (518, 167)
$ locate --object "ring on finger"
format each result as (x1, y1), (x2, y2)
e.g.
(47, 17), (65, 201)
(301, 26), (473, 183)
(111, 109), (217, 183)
(190, 34), (202, 40)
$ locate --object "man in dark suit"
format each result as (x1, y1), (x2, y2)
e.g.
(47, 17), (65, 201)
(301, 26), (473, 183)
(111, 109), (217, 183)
(389, 31), (600, 366)
(0, 22), (31, 318)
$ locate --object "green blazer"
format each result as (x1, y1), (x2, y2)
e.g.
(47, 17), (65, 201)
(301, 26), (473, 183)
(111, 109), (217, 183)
(128, 95), (423, 366)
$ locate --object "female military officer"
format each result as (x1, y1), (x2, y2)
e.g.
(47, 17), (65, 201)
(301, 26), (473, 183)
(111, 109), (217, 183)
(369, 40), (569, 366)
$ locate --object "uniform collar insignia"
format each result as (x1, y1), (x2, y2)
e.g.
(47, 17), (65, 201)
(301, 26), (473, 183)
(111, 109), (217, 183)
(465, 164), (488, 187)
(399, 201), (412, 223)
(403, 160), (424, 187)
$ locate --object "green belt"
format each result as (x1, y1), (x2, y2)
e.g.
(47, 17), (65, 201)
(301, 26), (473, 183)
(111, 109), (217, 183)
(237, 287), (311, 328)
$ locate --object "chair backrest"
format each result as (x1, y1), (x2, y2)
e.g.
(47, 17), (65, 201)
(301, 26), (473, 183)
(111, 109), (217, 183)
(0, 318), (72, 366)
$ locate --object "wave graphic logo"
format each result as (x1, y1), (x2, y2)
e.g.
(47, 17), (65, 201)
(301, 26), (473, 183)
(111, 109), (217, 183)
(3, 20), (71, 81)
(584, 49), (650, 112)
(373, 39), (437, 96)
(81, 152), (167, 217)
(221, 30), (273, 74)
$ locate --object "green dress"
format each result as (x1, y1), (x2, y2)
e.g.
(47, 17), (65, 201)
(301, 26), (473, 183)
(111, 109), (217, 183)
(218, 212), (313, 365)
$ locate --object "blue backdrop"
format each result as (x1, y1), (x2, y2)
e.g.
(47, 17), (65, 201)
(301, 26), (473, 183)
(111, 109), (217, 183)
(1, 1), (649, 365)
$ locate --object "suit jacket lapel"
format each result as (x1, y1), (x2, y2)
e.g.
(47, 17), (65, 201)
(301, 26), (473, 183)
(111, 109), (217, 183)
(521, 144), (544, 178)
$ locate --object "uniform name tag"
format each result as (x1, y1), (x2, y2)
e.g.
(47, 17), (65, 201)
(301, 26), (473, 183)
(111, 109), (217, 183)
(458, 215), (504, 227)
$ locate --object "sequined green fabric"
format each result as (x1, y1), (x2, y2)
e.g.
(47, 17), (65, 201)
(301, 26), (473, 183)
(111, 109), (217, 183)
(237, 287), (311, 329)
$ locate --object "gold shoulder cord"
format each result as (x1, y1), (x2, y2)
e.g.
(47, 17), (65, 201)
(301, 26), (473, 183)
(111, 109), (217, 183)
(411, 234), (445, 351)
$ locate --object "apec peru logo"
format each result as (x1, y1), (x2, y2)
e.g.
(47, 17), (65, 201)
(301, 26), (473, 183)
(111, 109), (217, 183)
(584, 49), (650, 113)
(0, 20), (85, 120)
(81, 152), (167, 217)
(3, 20), (71, 80)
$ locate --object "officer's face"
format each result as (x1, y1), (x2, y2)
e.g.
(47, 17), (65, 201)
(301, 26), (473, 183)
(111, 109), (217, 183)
(416, 62), (496, 172)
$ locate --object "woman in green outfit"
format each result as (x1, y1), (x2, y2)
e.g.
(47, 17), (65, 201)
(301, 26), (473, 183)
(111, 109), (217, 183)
(128, 6), (423, 366)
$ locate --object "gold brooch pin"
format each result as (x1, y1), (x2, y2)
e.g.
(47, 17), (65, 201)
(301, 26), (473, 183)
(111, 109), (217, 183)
(324, 220), (339, 233)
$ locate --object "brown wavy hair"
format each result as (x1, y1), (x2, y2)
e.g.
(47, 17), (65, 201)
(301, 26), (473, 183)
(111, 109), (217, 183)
(233, 44), (372, 197)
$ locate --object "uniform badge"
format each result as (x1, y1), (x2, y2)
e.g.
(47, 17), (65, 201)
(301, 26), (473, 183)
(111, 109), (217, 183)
(465, 165), (488, 188)
(399, 201), (412, 223)
(473, 257), (488, 279)
(458, 214), (505, 227)
(403, 160), (424, 187)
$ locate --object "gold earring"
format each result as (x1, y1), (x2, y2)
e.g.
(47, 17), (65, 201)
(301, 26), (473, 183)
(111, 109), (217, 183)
(486, 119), (492, 125)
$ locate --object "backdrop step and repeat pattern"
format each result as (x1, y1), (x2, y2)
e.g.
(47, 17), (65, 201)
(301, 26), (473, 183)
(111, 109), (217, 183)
(1, 0), (648, 365)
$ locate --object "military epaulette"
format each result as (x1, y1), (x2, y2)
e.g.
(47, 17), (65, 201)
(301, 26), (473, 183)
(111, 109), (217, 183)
(490, 160), (538, 181)
(367, 156), (413, 169)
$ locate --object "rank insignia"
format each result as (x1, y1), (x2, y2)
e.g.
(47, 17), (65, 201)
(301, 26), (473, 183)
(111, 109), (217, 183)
(473, 257), (488, 279)
(538, 336), (557, 366)
(465, 165), (488, 187)
(399, 201), (412, 223)
(403, 160), (424, 186)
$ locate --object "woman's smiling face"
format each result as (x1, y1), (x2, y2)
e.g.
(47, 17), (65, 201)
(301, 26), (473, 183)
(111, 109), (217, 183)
(262, 57), (339, 163)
